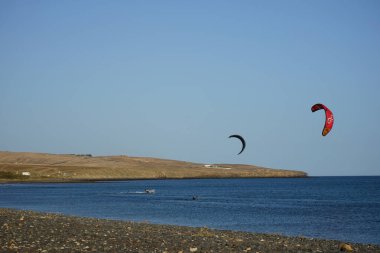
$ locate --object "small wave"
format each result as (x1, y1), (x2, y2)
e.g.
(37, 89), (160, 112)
(127, 191), (146, 194)
(117, 191), (148, 194)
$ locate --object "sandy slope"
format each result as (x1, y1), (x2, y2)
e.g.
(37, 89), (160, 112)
(0, 151), (307, 182)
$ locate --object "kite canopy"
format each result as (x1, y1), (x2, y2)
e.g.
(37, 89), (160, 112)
(229, 134), (246, 155)
(311, 103), (334, 136)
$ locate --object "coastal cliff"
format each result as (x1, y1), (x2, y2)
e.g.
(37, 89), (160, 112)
(0, 151), (307, 182)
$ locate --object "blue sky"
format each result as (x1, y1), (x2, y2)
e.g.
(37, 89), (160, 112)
(1, 1), (379, 176)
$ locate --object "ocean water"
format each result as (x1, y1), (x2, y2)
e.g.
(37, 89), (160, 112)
(1, 177), (379, 245)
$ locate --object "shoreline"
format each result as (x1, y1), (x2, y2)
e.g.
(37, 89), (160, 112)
(0, 175), (309, 184)
(2, 176), (379, 185)
(1, 208), (379, 252)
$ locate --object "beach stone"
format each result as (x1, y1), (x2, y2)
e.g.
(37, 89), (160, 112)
(190, 247), (198, 252)
(1, 223), (9, 230)
(8, 240), (17, 250)
(340, 243), (353, 251)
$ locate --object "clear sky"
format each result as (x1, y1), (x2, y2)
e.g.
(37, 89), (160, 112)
(1, 1), (379, 176)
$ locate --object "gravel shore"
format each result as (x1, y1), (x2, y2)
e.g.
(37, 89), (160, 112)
(1, 208), (379, 253)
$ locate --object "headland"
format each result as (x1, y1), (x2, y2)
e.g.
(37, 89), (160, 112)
(0, 151), (307, 183)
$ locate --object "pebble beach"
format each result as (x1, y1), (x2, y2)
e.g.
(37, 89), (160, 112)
(1, 208), (379, 253)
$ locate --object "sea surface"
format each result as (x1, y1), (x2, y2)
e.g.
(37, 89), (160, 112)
(1, 177), (380, 245)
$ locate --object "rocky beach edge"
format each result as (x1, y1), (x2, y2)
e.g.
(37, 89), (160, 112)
(1, 208), (379, 253)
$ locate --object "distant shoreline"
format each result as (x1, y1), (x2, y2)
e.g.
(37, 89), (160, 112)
(0, 175), (309, 184)
(1, 208), (379, 252)
(4, 176), (380, 184)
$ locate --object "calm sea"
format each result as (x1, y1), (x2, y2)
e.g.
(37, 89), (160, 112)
(1, 177), (379, 245)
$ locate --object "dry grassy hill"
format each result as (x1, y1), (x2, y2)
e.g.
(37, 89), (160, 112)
(0, 151), (307, 182)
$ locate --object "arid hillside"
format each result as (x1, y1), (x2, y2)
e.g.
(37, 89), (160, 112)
(0, 151), (307, 182)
